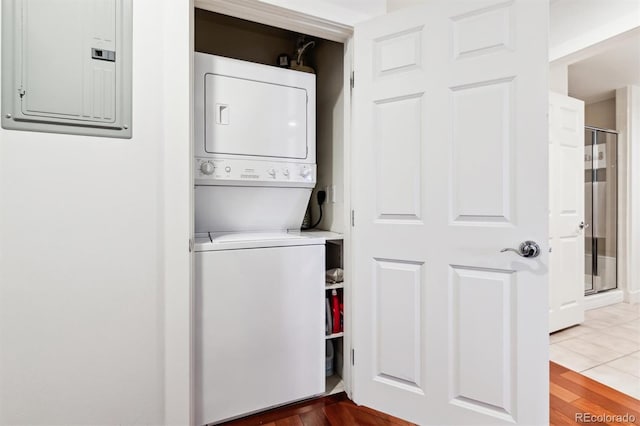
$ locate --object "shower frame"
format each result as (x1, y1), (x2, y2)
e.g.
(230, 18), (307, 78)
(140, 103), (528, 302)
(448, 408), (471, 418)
(584, 125), (618, 296)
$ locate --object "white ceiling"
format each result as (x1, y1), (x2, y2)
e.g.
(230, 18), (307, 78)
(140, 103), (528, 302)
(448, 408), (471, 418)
(568, 32), (640, 104)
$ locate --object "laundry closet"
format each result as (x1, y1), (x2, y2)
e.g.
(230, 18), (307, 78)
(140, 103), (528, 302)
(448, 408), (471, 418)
(193, 9), (351, 425)
(188, 1), (553, 425)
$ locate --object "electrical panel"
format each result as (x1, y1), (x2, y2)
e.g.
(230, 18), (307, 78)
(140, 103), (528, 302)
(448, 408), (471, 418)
(1, 0), (132, 138)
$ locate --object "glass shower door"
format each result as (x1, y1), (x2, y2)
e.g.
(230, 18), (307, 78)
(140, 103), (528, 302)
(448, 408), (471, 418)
(584, 128), (617, 294)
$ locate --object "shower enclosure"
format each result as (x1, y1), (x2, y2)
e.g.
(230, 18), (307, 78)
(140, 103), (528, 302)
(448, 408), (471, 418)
(584, 126), (617, 294)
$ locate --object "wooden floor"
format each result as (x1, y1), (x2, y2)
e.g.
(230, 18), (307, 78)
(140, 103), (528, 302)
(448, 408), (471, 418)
(549, 362), (640, 425)
(219, 362), (640, 426)
(219, 392), (412, 426)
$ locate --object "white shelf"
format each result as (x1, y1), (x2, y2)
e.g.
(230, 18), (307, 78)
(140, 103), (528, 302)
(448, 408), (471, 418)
(325, 332), (344, 339)
(325, 282), (344, 290)
(300, 230), (343, 241)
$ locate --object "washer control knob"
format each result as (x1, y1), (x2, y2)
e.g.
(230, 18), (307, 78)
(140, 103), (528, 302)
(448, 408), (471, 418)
(268, 168), (276, 177)
(283, 168), (290, 177)
(300, 167), (311, 179)
(200, 161), (215, 175)
(225, 166), (231, 173)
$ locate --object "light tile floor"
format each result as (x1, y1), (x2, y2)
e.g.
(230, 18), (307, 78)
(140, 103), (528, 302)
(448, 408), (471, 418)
(549, 302), (640, 399)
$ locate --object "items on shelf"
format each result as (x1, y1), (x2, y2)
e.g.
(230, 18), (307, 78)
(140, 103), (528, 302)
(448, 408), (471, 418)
(325, 340), (334, 376)
(331, 289), (340, 334)
(325, 297), (332, 335)
(325, 288), (344, 335)
(326, 267), (343, 284)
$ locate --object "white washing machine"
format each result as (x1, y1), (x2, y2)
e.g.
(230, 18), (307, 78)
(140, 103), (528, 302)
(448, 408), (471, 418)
(194, 233), (325, 425)
(193, 54), (324, 425)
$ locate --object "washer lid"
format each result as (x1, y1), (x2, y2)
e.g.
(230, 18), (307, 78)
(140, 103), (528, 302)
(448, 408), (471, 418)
(194, 231), (325, 251)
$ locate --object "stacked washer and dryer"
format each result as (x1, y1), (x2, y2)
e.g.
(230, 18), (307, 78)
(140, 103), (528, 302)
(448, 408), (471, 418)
(193, 53), (325, 425)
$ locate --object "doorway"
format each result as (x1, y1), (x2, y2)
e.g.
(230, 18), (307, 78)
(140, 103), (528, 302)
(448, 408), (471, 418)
(549, 27), (640, 401)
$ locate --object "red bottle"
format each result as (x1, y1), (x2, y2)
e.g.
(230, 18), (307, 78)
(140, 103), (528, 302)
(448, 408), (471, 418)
(331, 289), (341, 333)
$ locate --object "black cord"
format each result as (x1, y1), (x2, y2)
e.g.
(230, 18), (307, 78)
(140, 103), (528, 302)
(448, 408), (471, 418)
(302, 190), (326, 230)
(308, 204), (323, 229)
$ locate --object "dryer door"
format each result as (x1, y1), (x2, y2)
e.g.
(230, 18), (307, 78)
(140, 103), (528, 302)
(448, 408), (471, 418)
(204, 74), (308, 159)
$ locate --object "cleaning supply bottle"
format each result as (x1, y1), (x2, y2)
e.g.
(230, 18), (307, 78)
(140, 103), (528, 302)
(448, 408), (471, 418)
(331, 289), (341, 333)
(325, 340), (334, 377)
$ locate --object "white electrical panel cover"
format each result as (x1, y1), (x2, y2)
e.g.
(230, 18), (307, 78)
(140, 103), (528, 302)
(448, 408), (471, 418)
(1, 0), (132, 138)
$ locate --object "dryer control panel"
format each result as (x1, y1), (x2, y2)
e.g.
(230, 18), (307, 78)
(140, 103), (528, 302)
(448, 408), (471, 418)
(195, 158), (316, 188)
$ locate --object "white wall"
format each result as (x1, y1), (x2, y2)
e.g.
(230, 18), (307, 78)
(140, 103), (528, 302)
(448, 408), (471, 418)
(315, 40), (345, 233)
(550, 0), (640, 61)
(549, 62), (568, 95)
(0, 1), (192, 424)
(585, 98), (616, 130)
(386, 0), (424, 12)
(162, 1), (193, 424)
(617, 86), (640, 304)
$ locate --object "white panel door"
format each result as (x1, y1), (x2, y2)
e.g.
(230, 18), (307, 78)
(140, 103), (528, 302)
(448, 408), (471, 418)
(352, 1), (549, 425)
(549, 92), (585, 333)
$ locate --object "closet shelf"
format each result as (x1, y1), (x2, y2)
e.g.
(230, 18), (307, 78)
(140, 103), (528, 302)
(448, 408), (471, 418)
(325, 332), (344, 340)
(325, 282), (344, 290)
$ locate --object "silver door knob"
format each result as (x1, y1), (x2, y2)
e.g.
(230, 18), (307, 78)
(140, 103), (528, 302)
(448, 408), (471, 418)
(579, 221), (590, 230)
(500, 241), (541, 258)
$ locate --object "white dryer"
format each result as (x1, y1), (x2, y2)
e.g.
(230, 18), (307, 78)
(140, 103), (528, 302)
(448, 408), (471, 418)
(193, 52), (316, 233)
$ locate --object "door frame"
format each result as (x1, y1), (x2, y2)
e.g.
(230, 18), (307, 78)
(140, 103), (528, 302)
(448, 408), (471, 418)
(177, 0), (357, 422)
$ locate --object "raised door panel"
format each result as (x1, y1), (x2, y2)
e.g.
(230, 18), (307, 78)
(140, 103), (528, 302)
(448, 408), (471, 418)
(374, 94), (423, 222)
(450, 266), (515, 421)
(451, 2), (513, 59)
(451, 78), (514, 224)
(373, 259), (424, 391)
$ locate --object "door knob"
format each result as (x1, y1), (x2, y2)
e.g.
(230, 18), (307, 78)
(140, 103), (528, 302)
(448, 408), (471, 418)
(500, 241), (541, 258)
(579, 221), (590, 230)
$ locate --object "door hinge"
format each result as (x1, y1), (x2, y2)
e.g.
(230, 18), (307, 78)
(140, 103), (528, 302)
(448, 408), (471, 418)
(17, 87), (25, 98)
(351, 348), (355, 366)
(351, 210), (355, 227)
(189, 238), (194, 253)
(350, 71), (354, 90)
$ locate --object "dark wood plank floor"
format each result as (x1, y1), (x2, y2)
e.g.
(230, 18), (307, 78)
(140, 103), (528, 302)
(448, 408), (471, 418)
(218, 392), (412, 426)
(219, 362), (640, 426)
(549, 362), (640, 426)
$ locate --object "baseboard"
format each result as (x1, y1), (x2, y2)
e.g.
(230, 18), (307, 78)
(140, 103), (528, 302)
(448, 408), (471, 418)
(624, 288), (640, 304)
(584, 289), (624, 310)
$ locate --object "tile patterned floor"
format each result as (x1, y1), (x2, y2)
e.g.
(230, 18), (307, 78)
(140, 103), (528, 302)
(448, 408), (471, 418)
(549, 302), (640, 400)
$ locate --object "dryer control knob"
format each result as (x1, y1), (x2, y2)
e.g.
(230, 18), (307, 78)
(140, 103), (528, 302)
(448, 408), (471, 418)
(268, 168), (276, 177)
(200, 161), (215, 175)
(300, 167), (311, 178)
(283, 168), (290, 177)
